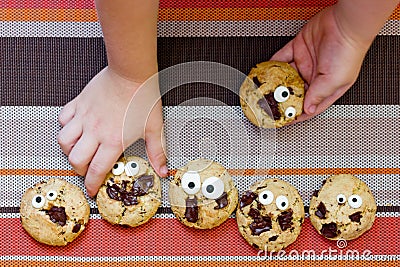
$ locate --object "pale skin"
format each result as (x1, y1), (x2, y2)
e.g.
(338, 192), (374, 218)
(58, 0), (399, 197)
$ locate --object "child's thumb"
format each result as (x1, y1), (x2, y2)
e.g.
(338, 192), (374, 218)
(303, 75), (338, 115)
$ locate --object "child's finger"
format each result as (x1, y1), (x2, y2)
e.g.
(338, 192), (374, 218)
(58, 99), (77, 126)
(67, 134), (99, 176)
(57, 119), (82, 156)
(84, 144), (122, 197)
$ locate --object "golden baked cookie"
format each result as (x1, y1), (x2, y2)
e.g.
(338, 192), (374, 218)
(309, 174), (377, 240)
(240, 61), (305, 128)
(236, 178), (304, 252)
(96, 156), (161, 227)
(169, 158), (238, 229)
(20, 178), (90, 246)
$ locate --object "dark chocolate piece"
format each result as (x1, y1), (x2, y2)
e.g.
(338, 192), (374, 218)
(257, 93), (281, 120)
(349, 211), (363, 223)
(249, 215), (272, 235)
(47, 206), (67, 226)
(315, 202), (327, 219)
(277, 209), (293, 231)
(72, 223), (81, 233)
(185, 196), (199, 223)
(321, 223), (338, 238)
(240, 191), (257, 208)
(214, 192), (228, 209)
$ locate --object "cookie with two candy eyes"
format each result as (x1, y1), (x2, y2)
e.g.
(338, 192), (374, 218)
(96, 156), (161, 227)
(169, 158), (238, 229)
(240, 60), (305, 128)
(310, 174), (377, 240)
(236, 178), (305, 252)
(20, 178), (90, 246)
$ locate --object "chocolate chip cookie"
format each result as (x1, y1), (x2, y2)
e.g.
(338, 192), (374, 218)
(169, 158), (238, 229)
(236, 178), (304, 251)
(310, 174), (377, 240)
(96, 156), (161, 227)
(240, 61), (305, 128)
(20, 178), (90, 246)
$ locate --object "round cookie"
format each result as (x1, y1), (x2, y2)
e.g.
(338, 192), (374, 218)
(236, 178), (304, 252)
(240, 61), (305, 128)
(96, 156), (161, 227)
(169, 158), (238, 229)
(309, 174), (377, 240)
(20, 178), (90, 246)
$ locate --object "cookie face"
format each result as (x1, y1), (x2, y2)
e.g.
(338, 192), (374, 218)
(20, 178), (90, 246)
(236, 179), (304, 252)
(169, 158), (238, 229)
(309, 174), (377, 240)
(240, 61), (305, 128)
(96, 156), (161, 227)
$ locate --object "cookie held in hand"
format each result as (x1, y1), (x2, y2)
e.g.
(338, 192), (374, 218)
(240, 61), (305, 128)
(96, 156), (161, 227)
(20, 178), (90, 246)
(236, 178), (304, 252)
(309, 174), (377, 240)
(169, 158), (238, 229)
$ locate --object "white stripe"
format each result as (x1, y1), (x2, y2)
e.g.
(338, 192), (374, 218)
(0, 20), (399, 37)
(2, 254), (399, 262)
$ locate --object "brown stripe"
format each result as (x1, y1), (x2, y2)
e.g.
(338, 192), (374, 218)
(1, 36), (399, 106)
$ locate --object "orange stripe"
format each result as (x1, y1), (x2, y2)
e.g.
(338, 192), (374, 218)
(1, 7), (399, 22)
(2, 168), (399, 177)
(0, 261), (399, 267)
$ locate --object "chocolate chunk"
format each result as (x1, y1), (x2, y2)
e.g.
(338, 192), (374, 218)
(277, 209), (293, 231)
(106, 184), (121, 201)
(349, 211), (363, 223)
(248, 208), (260, 219)
(269, 235), (278, 242)
(122, 192), (138, 206)
(321, 223), (338, 238)
(185, 196), (199, 223)
(240, 191), (257, 208)
(72, 223), (81, 233)
(250, 215), (272, 235)
(47, 206), (67, 226)
(132, 175), (154, 196)
(288, 87), (294, 95)
(252, 76), (262, 87)
(214, 192), (228, 209)
(312, 190), (319, 197)
(315, 202), (327, 219)
(257, 93), (281, 120)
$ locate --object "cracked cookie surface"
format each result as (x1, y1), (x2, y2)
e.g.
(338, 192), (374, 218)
(240, 61), (304, 128)
(236, 178), (304, 251)
(20, 178), (90, 246)
(309, 174), (377, 240)
(169, 158), (238, 229)
(96, 156), (161, 227)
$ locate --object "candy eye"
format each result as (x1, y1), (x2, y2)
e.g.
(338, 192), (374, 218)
(181, 171), (201, 195)
(125, 161), (140, 176)
(336, 194), (346, 204)
(276, 195), (289, 211)
(274, 86), (290, 102)
(201, 176), (224, 200)
(258, 190), (274, 205)
(284, 107), (296, 119)
(32, 195), (45, 209)
(112, 162), (125, 175)
(348, 194), (362, 209)
(46, 190), (58, 201)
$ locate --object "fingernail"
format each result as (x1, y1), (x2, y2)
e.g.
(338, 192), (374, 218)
(160, 165), (168, 177)
(308, 105), (316, 114)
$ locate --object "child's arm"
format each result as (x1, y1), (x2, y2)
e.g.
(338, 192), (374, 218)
(271, 0), (399, 122)
(57, 0), (167, 197)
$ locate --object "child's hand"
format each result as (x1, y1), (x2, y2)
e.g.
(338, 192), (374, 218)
(271, 6), (370, 122)
(57, 67), (167, 197)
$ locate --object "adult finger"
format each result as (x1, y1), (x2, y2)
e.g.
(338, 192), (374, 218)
(270, 40), (294, 62)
